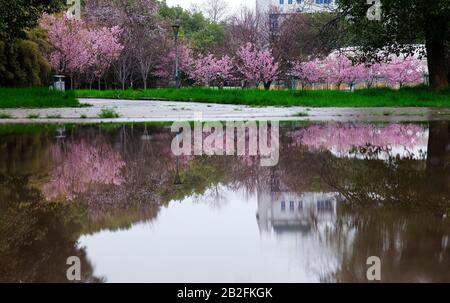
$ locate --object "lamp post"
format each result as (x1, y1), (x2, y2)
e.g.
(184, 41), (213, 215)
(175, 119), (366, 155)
(172, 19), (181, 89)
(174, 131), (182, 185)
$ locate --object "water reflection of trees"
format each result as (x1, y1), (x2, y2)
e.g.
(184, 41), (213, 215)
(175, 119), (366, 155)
(285, 121), (450, 282)
(0, 121), (448, 282)
(0, 174), (103, 282)
(326, 210), (450, 282)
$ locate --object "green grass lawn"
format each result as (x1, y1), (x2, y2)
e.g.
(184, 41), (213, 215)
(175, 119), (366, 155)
(75, 86), (450, 107)
(2, 86), (450, 108)
(0, 88), (79, 108)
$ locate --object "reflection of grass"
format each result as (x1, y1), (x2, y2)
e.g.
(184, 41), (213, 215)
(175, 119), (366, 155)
(0, 113), (12, 119)
(0, 124), (75, 135)
(75, 86), (450, 107)
(98, 108), (120, 119)
(397, 112), (427, 116)
(293, 112), (309, 117)
(161, 160), (225, 204)
(46, 114), (61, 119)
(27, 113), (40, 119)
(0, 88), (79, 108)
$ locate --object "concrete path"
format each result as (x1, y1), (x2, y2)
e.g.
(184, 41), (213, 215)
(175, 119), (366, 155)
(1, 98), (450, 124)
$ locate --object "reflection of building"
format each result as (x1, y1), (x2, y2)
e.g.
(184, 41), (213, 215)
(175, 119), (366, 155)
(256, 191), (338, 234)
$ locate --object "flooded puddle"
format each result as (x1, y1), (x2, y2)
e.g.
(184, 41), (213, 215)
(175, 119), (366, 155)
(0, 121), (449, 282)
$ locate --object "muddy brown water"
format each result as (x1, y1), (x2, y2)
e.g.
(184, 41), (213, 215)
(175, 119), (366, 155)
(0, 121), (449, 282)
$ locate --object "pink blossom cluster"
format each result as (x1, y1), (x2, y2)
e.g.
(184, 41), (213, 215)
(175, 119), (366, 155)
(155, 42), (279, 89)
(189, 54), (235, 85)
(236, 43), (279, 88)
(87, 26), (124, 78)
(40, 14), (123, 79)
(290, 54), (424, 89)
(380, 57), (425, 87)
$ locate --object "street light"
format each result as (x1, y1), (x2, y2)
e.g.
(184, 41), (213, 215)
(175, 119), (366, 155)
(172, 19), (181, 89)
(174, 131), (182, 185)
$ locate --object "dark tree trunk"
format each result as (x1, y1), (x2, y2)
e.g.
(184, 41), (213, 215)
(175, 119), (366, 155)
(426, 121), (449, 192)
(447, 53), (450, 85)
(427, 121), (448, 172)
(264, 81), (272, 90)
(425, 18), (449, 90)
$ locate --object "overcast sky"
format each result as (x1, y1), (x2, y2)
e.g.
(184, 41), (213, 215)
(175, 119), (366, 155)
(166, 0), (254, 14)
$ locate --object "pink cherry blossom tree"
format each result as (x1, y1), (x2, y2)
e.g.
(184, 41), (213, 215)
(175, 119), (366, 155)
(189, 54), (235, 86)
(363, 62), (383, 88)
(40, 14), (123, 89)
(39, 14), (91, 81)
(322, 54), (347, 89)
(323, 54), (361, 90)
(381, 57), (424, 88)
(290, 59), (326, 88)
(342, 63), (367, 92)
(87, 26), (123, 89)
(236, 42), (279, 90)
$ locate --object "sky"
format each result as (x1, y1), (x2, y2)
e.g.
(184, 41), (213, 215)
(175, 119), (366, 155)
(166, 0), (254, 14)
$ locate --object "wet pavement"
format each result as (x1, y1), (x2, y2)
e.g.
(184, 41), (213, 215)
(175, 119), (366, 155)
(1, 98), (450, 123)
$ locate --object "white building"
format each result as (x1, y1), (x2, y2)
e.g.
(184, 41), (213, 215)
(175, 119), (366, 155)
(256, 0), (338, 14)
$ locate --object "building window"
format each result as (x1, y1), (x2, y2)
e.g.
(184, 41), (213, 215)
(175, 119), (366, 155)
(288, 0), (293, 4)
(289, 201), (295, 211)
(296, 0), (302, 4)
(317, 200), (333, 211)
(316, 0), (332, 4)
(298, 201), (303, 210)
(280, 0), (284, 4)
(281, 201), (286, 211)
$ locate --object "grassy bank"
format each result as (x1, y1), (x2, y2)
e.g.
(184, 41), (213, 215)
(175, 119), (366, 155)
(75, 86), (450, 107)
(0, 88), (79, 108)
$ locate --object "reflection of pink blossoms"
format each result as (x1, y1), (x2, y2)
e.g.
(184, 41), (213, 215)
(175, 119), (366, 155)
(42, 141), (125, 201)
(291, 123), (427, 154)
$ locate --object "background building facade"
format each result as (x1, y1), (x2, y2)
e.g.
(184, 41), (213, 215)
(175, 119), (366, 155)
(256, 0), (337, 14)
